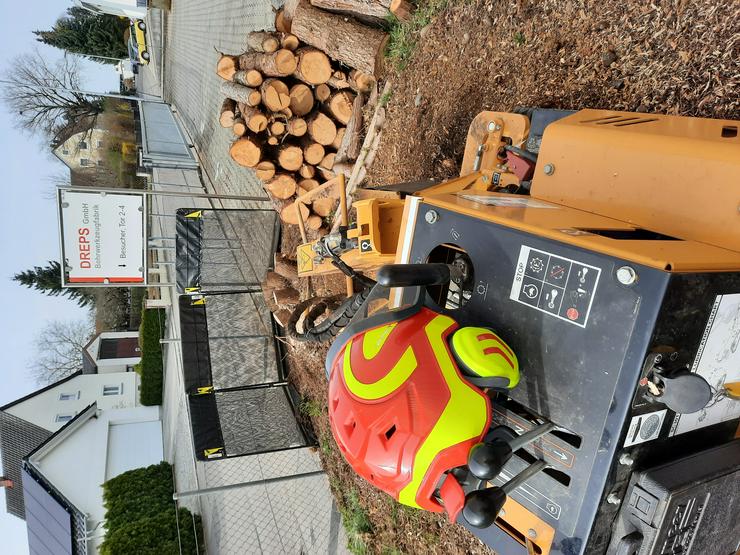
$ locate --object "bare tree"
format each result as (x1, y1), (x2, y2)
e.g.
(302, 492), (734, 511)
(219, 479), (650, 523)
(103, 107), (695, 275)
(1, 50), (104, 144)
(29, 318), (95, 385)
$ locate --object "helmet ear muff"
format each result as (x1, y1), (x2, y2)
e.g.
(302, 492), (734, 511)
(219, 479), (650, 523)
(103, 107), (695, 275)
(449, 327), (520, 390)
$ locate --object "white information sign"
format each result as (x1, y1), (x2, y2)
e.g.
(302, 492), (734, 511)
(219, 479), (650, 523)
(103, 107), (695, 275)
(669, 293), (740, 436)
(58, 189), (146, 285)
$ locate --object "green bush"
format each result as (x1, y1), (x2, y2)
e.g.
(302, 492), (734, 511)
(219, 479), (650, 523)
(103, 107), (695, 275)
(101, 462), (204, 555)
(137, 308), (166, 405)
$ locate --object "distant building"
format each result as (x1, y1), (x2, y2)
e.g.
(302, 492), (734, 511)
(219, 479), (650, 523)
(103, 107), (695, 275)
(52, 127), (109, 171)
(23, 403), (162, 554)
(83, 330), (141, 374)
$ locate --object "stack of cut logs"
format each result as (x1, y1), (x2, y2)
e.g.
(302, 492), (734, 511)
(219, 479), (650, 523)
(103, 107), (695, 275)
(217, 0), (408, 234)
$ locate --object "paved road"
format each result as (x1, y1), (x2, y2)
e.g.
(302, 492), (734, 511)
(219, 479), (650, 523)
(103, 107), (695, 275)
(161, 0), (277, 205)
(140, 5), (348, 554)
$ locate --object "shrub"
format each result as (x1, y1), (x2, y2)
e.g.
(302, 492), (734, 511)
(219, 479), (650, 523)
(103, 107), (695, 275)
(100, 462), (204, 555)
(137, 308), (166, 405)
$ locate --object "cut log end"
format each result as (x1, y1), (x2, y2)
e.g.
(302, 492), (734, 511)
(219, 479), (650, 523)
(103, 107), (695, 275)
(217, 54), (239, 81)
(294, 47), (332, 85)
(281, 201), (310, 225)
(277, 144), (303, 172)
(308, 112), (337, 146)
(255, 161), (276, 181)
(266, 173), (297, 199)
(315, 83), (331, 103)
(327, 91), (356, 125)
(289, 83), (314, 117)
(229, 137), (262, 168)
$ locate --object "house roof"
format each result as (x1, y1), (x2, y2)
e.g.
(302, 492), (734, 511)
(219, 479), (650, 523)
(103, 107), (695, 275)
(0, 372), (83, 411)
(22, 406), (97, 555)
(81, 334), (100, 375)
(0, 372), (83, 518)
(0, 413), (52, 519)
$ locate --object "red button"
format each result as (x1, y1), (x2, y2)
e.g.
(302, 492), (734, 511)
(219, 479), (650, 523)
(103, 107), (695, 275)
(566, 307), (579, 320)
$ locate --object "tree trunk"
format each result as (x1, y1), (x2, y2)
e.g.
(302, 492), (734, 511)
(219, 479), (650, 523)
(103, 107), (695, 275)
(216, 54), (239, 80)
(219, 98), (236, 127)
(266, 173), (297, 199)
(292, 47), (332, 85)
(309, 0), (390, 27)
(232, 117), (247, 136)
(330, 127), (346, 150)
(255, 160), (276, 181)
(281, 33), (300, 51)
(315, 84), (331, 103)
(348, 69), (375, 93)
(234, 69), (263, 88)
(306, 214), (324, 230)
(390, 0), (414, 22)
(271, 120), (286, 136)
(260, 79), (291, 111)
(307, 112), (337, 146)
(274, 7), (291, 33)
(277, 144), (304, 171)
(247, 31), (280, 53)
(299, 178), (321, 191)
(336, 92), (364, 162)
(301, 139), (325, 165)
(287, 117), (308, 137)
(299, 164), (316, 179)
(327, 70), (350, 89)
(265, 270), (291, 291)
(239, 104), (268, 133)
(281, 200), (310, 225)
(239, 49), (297, 77)
(274, 253), (300, 284)
(326, 90), (355, 125)
(220, 81), (261, 106)
(291, 0), (389, 76)
(289, 83), (314, 116)
(229, 137), (263, 167)
(273, 287), (300, 305)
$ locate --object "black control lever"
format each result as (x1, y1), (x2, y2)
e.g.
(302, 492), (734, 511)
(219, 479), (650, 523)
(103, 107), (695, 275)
(463, 460), (548, 528)
(468, 421), (555, 481)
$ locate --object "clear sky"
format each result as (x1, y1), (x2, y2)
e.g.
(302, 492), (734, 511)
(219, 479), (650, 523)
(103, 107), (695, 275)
(0, 2), (119, 552)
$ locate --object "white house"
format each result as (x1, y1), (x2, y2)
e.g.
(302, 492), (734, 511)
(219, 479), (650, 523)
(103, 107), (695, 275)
(74, 0), (148, 19)
(23, 403), (163, 553)
(52, 127), (109, 171)
(3, 371), (141, 432)
(83, 330), (141, 374)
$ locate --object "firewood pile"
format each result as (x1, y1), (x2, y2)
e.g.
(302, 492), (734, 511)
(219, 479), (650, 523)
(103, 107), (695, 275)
(217, 0), (405, 235)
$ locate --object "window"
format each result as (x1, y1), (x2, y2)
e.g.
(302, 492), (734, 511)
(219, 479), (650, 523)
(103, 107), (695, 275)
(96, 140), (103, 149)
(97, 159), (104, 166)
(55, 414), (74, 423)
(103, 385), (121, 396)
(58, 392), (78, 401)
(79, 158), (89, 167)
(62, 149), (69, 155)
(79, 141), (88, 149)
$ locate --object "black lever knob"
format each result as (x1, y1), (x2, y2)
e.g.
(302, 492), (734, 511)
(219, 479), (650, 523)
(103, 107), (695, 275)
(462, 487), (507, 528)
(468, 422), (554, 480)
(463, 460), (548, 529)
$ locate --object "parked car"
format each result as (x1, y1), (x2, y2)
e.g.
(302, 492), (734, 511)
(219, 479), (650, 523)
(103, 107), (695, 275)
(129, 18), (150, 64)
(116, 59), (137, 80)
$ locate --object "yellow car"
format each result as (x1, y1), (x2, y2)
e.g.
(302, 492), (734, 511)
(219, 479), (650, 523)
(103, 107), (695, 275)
(128, 19), (150, 65)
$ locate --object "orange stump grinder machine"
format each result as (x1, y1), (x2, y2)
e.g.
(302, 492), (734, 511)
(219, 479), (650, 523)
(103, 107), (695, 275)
(293, 109), (740, 555)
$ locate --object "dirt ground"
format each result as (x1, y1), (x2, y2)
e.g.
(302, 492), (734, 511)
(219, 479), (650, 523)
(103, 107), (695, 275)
(370, 0), (740, 184)
(283, 1), (739, 553)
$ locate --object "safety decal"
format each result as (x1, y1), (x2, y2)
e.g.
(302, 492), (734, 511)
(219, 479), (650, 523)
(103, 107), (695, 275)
(509, 245), (601, 328)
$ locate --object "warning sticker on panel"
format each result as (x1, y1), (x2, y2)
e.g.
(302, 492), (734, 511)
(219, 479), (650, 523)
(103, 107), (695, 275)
(624, 410), (668, 447)
(510, 245), (601, 328)
(458, 194), (560, 209)
(669, 293), (740, 436)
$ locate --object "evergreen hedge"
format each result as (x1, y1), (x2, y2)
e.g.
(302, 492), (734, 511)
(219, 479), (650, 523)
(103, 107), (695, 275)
(137, 308), (166, 406)
(101, 462), (204, 555)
